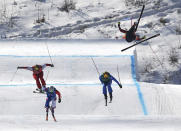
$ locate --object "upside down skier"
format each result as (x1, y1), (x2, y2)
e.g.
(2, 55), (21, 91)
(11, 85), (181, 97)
(119, 5), (160, 52)
(99, 72), (122, 106)
(118, 5), (145, 42)
(17, 64), (54, 92)
(42, 86), (61, 121)
(118, 22), (145, 42)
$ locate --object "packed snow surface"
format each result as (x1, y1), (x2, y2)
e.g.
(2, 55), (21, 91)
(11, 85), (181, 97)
(0, 40), (181, 130)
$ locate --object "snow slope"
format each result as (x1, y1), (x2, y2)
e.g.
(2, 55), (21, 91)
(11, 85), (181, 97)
(0, 0), (181, 130)
(0, 0), (180, 39)
(1, 0), (181, 85)
(1, 40), (181, 130)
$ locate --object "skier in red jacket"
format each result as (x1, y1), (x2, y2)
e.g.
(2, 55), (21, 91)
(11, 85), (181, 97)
(17, 64), (54, 92)
(118, 22), (145, 42)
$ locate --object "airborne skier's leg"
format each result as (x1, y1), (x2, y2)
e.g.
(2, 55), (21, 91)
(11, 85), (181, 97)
(39, 72), (46, 91)
(126, 23), (137, 42)
(33, 74), (42, 91)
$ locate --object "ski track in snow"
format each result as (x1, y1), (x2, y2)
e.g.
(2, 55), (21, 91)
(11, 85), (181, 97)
(152, 86), (174, 115)
(0, 0), (181, 129)
(11, 1), (181, 39)
(0, 40), (181, 130)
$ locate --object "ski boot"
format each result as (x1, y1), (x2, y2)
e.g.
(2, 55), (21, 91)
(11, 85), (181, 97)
(36, 88), (40, 91)
(141, 35), (146, 40)
(39, 87), (45, 93)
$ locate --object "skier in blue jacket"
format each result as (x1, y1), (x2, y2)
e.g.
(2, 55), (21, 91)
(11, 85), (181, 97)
(99, 72), (122, 106)
(42, 86), (61, 121)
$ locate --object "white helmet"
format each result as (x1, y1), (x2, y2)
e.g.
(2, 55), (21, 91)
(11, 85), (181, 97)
(49, 86), (55, 93)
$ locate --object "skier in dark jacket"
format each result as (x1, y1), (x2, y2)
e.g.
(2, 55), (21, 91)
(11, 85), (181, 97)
(42, 86), (61, 121)
(118, 22), (145, 42)
(99, 72), (122, 106)
(17, 64), (54, 92)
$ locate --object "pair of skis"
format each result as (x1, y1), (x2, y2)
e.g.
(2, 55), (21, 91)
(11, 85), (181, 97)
(121, 5), (160, 52)
(33, 88), (45, 94)
(33, 91), (45, 94)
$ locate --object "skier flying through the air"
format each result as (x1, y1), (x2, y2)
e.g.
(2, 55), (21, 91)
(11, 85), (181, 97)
(120, 5), (160, 52)
(42, 86), (61, 122)
(118, 21), (145, 42)
(17, 64), (54, 92)
(118, 5), (145, 42)
(99, 71), (122, 106)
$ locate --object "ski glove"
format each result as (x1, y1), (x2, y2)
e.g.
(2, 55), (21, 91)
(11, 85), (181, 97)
(119, 84), (122, 88)
(51, 64), (54, 67)
(58, 98), (61, 103)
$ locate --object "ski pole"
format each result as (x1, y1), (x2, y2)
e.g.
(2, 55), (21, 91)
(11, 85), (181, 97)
(45, 41), (53, 65)
(45, 41), (53, 83)
(10, 68), (18, 82)
(90, 57), (100, 76)
(117, 65), (121, 83)
(45, 70), (50, 81)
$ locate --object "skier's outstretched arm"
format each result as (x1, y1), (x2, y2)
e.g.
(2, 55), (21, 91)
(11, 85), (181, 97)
(111, 76), (122, 88)
(42, 64), (54, 70)
(17, 66), (33, 71)
(56, 90), (62, 103)
(118, 22), (127, 33)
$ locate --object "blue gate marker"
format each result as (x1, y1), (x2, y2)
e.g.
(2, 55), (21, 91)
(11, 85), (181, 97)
(131, 56), (148, 115)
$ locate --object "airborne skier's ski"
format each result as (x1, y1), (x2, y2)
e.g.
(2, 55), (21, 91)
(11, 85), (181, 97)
(135, 5), (145, 32)
(121, 33), (160, 52)
(33, 90), (45, 94)
(33, 88), (45, 94)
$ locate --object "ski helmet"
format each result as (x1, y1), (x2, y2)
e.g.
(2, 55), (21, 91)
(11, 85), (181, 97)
(34, 65), (39, 71)
(103, 72), (110, 78)
(49, 86), (55, 93)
